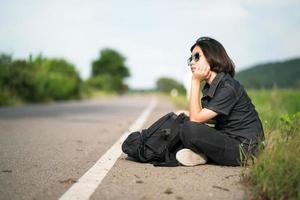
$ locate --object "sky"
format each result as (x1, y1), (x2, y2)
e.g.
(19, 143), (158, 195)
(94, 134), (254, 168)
(0, 0), (299, 89)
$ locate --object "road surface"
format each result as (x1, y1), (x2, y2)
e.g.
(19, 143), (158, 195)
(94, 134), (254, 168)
(0, 95), (246, 200)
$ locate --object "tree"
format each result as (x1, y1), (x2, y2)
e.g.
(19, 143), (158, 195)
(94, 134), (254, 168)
(91, 48), (130, 93)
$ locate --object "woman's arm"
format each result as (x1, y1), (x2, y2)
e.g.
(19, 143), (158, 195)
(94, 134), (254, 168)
(175, 109), (215, 124)
(189, 79), (217, 122)
(189, 78), (202, 114)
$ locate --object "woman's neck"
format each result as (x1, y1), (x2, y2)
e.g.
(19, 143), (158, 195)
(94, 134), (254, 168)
(207, 71), (217, 85)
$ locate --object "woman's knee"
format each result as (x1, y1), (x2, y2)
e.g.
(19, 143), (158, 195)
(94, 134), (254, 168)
(180, 121), (206, 143)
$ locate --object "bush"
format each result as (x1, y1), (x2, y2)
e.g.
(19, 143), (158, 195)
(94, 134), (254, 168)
(0, 54), (82, 104)
(0, 89), (21, 106)
(34, 58), (81, 100)
(0, 57), (38, 102)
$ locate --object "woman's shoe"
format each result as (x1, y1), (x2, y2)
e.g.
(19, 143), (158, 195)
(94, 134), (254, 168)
(176, 148), (207, 166)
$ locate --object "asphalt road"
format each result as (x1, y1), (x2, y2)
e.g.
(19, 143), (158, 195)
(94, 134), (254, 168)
(0, 95), (246, 200)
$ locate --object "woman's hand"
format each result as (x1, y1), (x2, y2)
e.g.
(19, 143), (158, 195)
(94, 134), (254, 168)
(192, 64), (212, 81)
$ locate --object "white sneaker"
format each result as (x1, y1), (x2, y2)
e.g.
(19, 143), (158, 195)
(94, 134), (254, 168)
(176, 148), (207, 166)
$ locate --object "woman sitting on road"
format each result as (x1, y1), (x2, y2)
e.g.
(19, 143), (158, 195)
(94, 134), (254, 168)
(175, 36), (265, 166)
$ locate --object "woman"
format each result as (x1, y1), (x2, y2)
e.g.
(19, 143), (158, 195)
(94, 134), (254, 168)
(175, 36), (265, 166)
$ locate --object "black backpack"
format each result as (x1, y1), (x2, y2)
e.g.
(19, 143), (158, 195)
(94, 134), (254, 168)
(121, 112), (189, 166)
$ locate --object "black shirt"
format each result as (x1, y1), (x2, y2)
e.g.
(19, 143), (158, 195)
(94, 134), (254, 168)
(201, 72), (265, 145)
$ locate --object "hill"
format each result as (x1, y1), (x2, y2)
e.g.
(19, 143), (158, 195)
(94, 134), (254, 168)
(235, 58), (300, 89)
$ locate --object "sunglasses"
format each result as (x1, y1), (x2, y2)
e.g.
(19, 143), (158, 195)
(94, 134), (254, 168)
(187, 52), (200, 66)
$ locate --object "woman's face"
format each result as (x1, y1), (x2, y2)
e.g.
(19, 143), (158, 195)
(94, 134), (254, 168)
(190, 45), (210, 73)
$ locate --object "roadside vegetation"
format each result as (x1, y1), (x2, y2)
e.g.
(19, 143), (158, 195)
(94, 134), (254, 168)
(242, 89), (300, 200)
(0, 48), (130, 106)
(170, 88), (300, 200)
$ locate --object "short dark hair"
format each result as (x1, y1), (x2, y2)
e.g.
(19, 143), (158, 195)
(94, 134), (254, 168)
(190, 36), (235, 77)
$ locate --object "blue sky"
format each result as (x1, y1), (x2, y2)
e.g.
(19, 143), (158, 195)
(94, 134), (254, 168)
(0, 0), (299, 89)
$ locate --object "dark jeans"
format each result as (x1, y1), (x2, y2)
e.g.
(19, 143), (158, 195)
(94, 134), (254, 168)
(179, 121), (250, 166)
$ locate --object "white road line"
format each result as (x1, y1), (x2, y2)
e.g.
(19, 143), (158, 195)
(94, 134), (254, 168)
(59, 99), (157, 200)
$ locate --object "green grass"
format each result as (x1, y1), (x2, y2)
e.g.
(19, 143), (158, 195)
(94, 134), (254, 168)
(247, 89), (300, 133)
(170, 89), (300, 199)
(244, 89), (300, 199)
(169, 94), (189, 110)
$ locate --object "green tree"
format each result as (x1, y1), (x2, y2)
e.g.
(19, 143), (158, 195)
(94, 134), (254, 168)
(91, 48), (130, 93)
